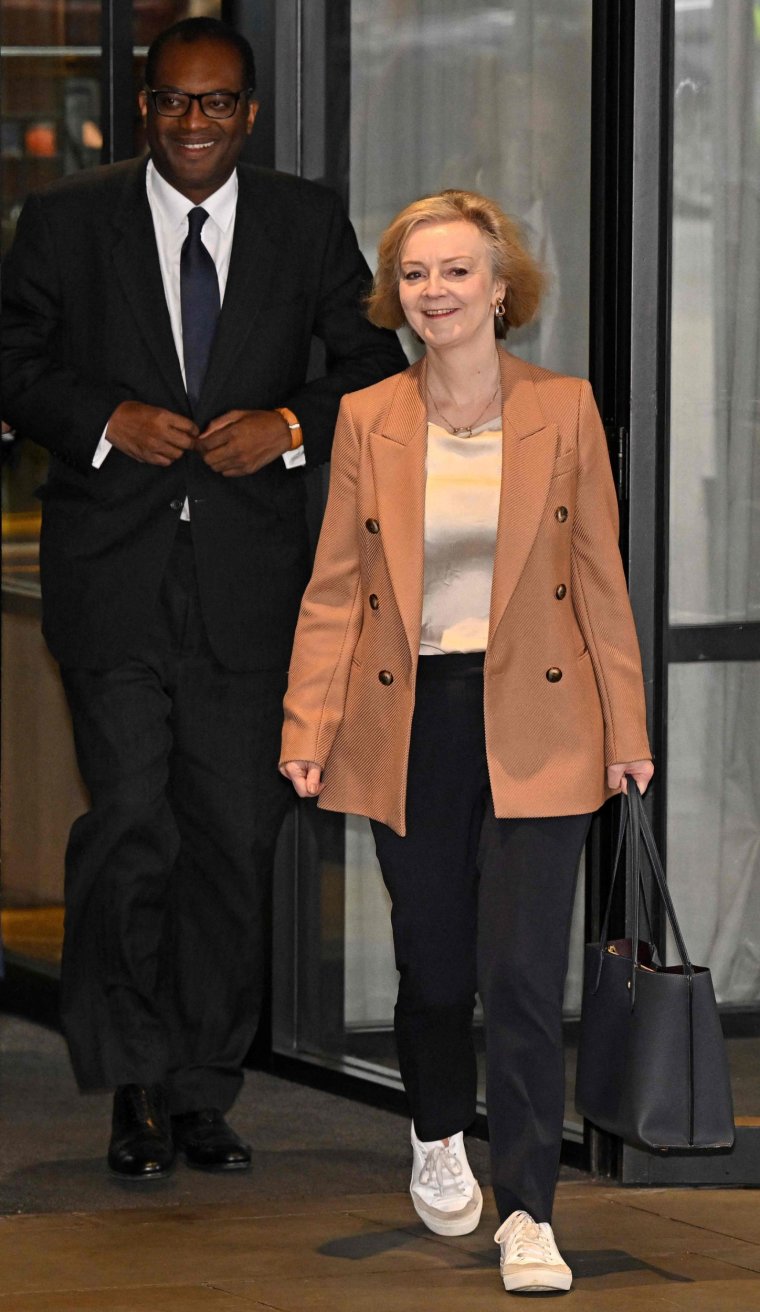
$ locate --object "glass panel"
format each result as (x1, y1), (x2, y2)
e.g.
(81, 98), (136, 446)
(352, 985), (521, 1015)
(667, 662), (759, 1117)
(669, 0), (760, 624)
(2, 4), (104, 619)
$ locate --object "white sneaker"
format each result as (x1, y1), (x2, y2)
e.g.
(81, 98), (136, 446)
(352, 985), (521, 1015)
(495, 1209), (572, 1293)
(409, 1123), (483, 1236)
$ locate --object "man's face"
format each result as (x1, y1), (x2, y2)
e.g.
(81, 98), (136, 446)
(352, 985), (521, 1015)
(139, 37), (257, 203)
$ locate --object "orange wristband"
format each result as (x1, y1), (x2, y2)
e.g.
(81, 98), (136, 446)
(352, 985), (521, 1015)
(275, 406), (303, 450)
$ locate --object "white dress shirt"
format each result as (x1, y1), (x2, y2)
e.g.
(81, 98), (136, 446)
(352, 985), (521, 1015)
(93, 159), (305, 498)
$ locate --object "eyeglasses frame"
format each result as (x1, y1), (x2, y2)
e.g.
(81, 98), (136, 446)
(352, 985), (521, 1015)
(144, 87), (254, 120)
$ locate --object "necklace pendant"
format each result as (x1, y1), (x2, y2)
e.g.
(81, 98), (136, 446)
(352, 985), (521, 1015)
(452, 425), (472, 437)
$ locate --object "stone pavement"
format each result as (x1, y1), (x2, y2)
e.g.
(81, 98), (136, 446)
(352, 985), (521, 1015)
(1, 1018), (758, 1309)
(1, 1182), (759, 1310)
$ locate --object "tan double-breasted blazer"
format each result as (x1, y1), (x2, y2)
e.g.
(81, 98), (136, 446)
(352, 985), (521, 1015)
(281, 349), (651, 835)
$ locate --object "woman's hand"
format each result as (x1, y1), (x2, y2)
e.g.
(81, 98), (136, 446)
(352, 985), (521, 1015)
(607, 760), (655, 795)
(280, 760), (324, 798)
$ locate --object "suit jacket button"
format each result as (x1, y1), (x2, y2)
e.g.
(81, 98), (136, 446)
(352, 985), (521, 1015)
(378, 670), (393, 685)
(365, 518), (380, 534)
(170, 499), (183, 512)
(369, 594), (380, 610)
(555, 583), (567, 600)
(555, 506), (568, 522)
(546, 667), (563, 683)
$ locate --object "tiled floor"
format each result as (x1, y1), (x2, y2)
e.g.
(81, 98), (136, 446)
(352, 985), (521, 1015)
(1, 1184), (759, 1310)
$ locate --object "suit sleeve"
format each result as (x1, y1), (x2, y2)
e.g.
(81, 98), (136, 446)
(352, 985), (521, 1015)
(281, 394), (364, 767)
(281, 191), (407, 467)
(1, 193), (124, 472)
(571, 380), (652, 766)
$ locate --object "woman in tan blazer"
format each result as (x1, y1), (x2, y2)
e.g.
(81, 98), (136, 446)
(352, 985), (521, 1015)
(281, 190), (653, 1296)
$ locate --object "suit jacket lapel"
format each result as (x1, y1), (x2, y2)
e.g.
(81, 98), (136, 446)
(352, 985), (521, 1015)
(489, 350), (559, 641)
(198, 168), (277, 418)
(110, 158), (187, 411)
(370, 359), (428, 659)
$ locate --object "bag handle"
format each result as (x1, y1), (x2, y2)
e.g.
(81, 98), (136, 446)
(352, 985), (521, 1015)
(595, 782), (693, 1007)
(595, 788), (656, 991)
(627, 782), (694, 981)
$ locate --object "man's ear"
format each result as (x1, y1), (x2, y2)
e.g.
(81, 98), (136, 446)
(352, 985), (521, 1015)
(138, 89), (148, 126)
(246, 100), (259, 136)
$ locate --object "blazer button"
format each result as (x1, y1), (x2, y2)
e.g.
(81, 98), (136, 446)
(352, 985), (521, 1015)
(555, 506), (568, 523)
(170, 499), (183, 512)
(365, 518), (380, 534)
(378, 670), (393, 686)
(555, 583), (567, 600)
(369, 594), (380, 610)
(546, 667), (563, 683)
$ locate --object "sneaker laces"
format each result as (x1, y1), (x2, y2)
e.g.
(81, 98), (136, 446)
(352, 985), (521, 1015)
(499, 1211), (555, 1263)
(419, 1142), (468, 1197)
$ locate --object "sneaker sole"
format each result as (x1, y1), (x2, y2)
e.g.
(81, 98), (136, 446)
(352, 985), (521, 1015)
(502, 1269), (572, 1293)
(411, 1181), (483, 1236)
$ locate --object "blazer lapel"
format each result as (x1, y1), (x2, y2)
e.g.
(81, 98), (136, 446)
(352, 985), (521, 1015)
(370, 360), (428, 659)
(489, 350), (559, 641)
(110, 159), (187, 411)
(198, 169), (277, 418)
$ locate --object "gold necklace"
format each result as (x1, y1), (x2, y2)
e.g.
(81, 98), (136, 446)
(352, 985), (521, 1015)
(427, 376), (501, 438)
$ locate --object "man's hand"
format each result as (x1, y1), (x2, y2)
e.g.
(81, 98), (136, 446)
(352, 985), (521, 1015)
(107, 401), (198, 465)
(196, 409), (291, 476)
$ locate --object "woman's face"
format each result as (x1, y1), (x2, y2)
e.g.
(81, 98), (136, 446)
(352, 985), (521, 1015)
(397, 220), (505, 353)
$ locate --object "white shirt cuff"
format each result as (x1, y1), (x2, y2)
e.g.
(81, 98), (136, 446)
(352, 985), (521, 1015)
(93, 428), (112, 467)
(282, 445), (306, 469)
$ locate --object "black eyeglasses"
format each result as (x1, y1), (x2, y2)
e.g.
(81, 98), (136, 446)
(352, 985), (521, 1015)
(146, 88), (251, 120)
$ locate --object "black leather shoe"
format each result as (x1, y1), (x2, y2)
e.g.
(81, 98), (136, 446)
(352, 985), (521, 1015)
(172, 1108), (251, 1171)
(108, 1083), (175, 1180)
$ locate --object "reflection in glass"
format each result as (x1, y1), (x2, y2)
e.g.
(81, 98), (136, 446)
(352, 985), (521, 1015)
(667, 662), (760, 1006)
(669, 1), (760, 625)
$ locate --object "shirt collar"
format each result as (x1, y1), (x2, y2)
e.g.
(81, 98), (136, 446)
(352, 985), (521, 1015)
(146, 158), (238, 234)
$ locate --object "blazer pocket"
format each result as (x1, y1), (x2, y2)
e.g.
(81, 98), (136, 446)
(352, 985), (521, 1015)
(551, 450), (578, 479)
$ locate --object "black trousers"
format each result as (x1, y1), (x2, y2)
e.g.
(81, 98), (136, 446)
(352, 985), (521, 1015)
(59, 525), (292, 1113)
(371, 653), (591, 1224)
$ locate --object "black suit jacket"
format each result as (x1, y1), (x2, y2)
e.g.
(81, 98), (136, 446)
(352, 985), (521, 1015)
(1, 158), (406, 670)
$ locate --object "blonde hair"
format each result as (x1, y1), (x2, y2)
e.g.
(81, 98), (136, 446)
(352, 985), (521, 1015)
(366, 189), (545, 339)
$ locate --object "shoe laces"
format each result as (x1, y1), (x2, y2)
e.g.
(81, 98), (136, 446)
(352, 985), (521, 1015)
(498, 1211), (555, 1264)
(419, 1142), (468, 1197)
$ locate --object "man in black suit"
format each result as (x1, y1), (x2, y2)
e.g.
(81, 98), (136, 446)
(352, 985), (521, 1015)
(1, 18), (405, 1178)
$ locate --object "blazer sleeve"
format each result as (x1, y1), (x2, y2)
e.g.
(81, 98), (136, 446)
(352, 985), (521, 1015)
(571, 381), (652, 766)
(1, 192), (124, 472)
(281, 191), (407, 467)
(281, 394), (364, 767)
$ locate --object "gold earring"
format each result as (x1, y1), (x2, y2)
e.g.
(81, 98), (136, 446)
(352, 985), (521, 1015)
(495, 298), (506, 318)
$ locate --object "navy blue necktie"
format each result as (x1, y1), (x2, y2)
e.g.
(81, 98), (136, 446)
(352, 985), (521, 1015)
(180, 206), (220, 413)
